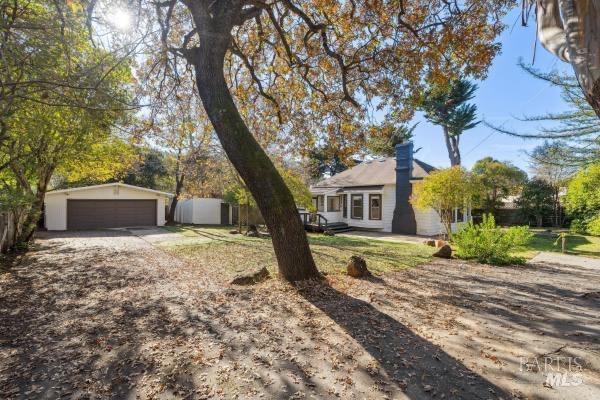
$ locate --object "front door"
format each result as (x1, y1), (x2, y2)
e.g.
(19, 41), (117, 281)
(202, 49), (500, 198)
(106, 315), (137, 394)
(231, 205), (239, 225)
(342, 194), (347, 218)
(220, 203), (230, 225)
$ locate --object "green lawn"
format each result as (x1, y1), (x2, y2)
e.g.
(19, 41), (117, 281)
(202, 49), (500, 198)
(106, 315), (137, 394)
(163, 225), (600, 278)
(514, 232), (600, 259)
(163, 224), (227, 237)
(162, 224), (435, 280)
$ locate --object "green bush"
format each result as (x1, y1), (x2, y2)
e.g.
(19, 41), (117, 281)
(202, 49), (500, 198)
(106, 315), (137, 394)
(565, 163), (600, 236)
(569, 219), (588, 234)
(453, 214), (533, 265)
(587, 215), (600, 236)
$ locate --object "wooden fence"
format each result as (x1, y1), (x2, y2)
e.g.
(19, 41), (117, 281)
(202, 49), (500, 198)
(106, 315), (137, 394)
(0, 211), (17, 253)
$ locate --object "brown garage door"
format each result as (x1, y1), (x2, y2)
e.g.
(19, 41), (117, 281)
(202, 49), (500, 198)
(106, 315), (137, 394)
(67, 200), (157, 229)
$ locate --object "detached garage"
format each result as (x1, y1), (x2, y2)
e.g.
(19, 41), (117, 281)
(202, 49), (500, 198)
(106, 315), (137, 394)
(44, 183), (173, 230)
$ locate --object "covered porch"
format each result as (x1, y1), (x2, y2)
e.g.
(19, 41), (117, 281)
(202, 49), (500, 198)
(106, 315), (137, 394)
(304, 185), (388, 232)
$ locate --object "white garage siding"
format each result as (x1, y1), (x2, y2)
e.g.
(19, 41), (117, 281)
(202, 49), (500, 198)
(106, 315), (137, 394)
(175, 198), (227, 225)
(175, 199), (194, 223)
(45, 183), (172, 231)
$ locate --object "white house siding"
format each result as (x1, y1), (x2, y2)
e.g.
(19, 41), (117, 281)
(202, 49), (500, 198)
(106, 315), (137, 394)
(311, 188), (390, 231)
(175, 198), (224, 225)
(381, 185), (395, 232)
(312, 192), (343, 224)
(45, 185), (169, 231)
(341, 188), (385, 230)
(414, 207), (445, 236)
(311, 184), (459, 235)
(319, 211), (343, 224)
(319, 196), (343, 224)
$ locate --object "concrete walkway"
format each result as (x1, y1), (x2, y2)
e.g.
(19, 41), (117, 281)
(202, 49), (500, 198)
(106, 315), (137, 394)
(531, 251), (600, 269)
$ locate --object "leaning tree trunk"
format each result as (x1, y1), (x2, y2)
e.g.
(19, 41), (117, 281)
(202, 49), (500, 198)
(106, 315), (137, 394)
(167, 174), (184, 224)
(186, 28), (319, 281)
(442, 126), (461, 166)
(17, 165), (54, 243)
(537, 0), (600, 117)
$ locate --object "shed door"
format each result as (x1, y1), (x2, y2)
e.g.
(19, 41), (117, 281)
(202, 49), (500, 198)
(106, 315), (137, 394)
(231, 205), (239, 225)
(67, 199), (157, 229)
(220, 203), (230, 225)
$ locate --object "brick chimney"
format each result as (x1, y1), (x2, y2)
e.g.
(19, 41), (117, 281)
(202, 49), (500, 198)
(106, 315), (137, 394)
(392, 142), (417, 234)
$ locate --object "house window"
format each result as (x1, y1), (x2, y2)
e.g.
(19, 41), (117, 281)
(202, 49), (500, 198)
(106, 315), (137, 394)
(317, 196), (324, 212)
(456, 208), (464, 223)
(369, 194), (382, 220)
(327, 196), (341, 212)
(351, 194), (363, 219)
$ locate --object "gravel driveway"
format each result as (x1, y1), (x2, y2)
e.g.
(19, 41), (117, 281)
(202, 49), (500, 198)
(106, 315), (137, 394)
(1, 230), (599, 399)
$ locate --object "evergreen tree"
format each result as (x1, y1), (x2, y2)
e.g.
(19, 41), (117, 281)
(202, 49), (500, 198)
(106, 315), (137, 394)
(492, 62), (599, 166)
(421, 79), (480, 166)
(367, 123), (417, 158)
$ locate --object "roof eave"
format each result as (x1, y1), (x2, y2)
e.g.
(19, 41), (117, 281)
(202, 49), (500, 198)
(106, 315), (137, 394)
(46, 182), (174, 197)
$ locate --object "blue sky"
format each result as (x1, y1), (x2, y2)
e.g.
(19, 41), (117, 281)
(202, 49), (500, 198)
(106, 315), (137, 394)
(411, 9), (572, 174)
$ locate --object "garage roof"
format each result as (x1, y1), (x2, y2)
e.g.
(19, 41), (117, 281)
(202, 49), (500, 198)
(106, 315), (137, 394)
(46, 182), (174, 197)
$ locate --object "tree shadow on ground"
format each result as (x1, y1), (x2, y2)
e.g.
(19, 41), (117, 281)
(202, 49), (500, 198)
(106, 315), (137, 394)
(0, 237), (204, 399)
(297, 281), (511, 399)
(418, 261), (600, 344)
(11, 231), (598, 399)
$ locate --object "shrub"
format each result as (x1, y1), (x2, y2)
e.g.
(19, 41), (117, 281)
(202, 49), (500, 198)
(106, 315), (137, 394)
(453, 214), (533, 265)
(565, 163), (600, 235)
(569, 219), (588, 235)
(515, 178), (554, 227)
(587, 215), (600, 236)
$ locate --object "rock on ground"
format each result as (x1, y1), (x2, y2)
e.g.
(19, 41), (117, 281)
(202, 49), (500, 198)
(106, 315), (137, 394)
(433, 244), (452, 258)
(347, 255), (371, 278)
(230, 266), (270, 285)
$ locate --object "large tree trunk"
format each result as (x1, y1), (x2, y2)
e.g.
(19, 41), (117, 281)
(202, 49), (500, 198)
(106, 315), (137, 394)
(442, 126), (461, 166)
(15, 165), (54, 244)
(167, 174), (184, 224)
(186, 24), (319, 281)
(537, 0), (600, 117)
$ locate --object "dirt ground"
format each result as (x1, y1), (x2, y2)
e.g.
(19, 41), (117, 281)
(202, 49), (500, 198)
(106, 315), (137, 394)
(1, 230), (599, 399)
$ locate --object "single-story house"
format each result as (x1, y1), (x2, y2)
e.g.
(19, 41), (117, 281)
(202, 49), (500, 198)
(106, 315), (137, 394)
(310, 142), (471, 236)
(175, 198), (233, 225)
(44, 183), (173, 230)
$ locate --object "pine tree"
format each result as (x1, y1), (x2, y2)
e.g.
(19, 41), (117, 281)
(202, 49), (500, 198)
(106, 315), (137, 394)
(421, 79), (480, 166)
(491, 62), (599, 166)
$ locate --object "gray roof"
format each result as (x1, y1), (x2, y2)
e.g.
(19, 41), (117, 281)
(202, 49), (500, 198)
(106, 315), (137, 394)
(313, 158), (435, 189)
